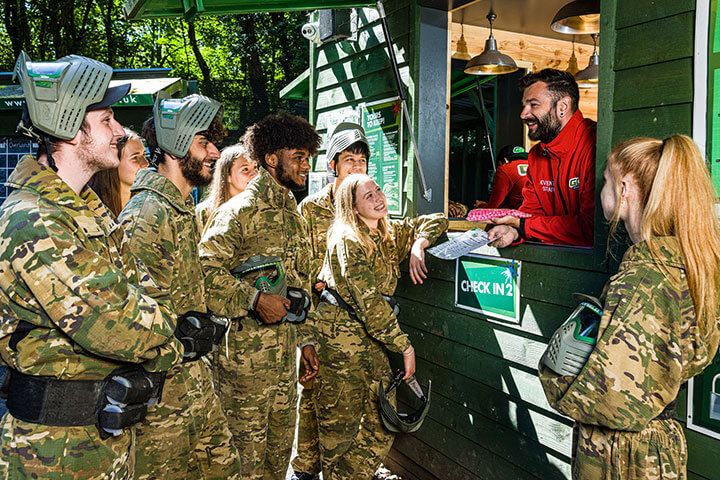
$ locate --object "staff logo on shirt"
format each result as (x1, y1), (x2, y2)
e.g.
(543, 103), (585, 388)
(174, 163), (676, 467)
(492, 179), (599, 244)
(540, 179), (554, 192)
(517, 164), (528, 176)
(569, 177), (580, 190)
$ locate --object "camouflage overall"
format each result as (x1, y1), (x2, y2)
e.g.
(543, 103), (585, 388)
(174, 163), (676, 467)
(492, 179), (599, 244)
(0, 157), (181, 479)
(294, 182), (335, 475)
(315, 214), (447, 479)
(199, 167), (315, 480)
(540, 237), (720, 480)
(118, 169), (240, 480)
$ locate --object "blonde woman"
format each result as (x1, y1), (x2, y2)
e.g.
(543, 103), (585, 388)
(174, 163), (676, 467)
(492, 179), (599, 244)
(196, 144), (258, 229)
(314, 173), (448, 479)
(88, 128), (148, 216)
(540, 135), (720, 479)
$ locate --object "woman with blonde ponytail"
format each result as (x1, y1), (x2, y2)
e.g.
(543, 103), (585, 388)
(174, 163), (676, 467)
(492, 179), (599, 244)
(314, 174), (448, 479)
(540, 135), (720, 479)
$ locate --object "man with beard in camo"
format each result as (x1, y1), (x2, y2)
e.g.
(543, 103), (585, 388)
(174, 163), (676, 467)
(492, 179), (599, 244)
(200, 112), (321, 480)
(117, 95), (241, 479)
(487, 68), (596, 248)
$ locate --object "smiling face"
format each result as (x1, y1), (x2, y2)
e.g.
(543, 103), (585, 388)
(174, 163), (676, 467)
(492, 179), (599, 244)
(354, 178), (388, 227)
(274, 148), (311, 191)
(181, 133), (220, 187)
(77, 108), (125, 173)
(228, 156), (259, 196)
(520, 81), (564, 144)
(333, 150), (368, 184)
(117, 137), (148, 188)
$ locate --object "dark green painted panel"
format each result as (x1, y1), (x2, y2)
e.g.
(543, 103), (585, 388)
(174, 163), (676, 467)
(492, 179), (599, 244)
(410, 416), (542, 479)
(615, 0), (695, 29)
(416, 392), (571, 479)
(615, 12), (695, 70)
(688, 473), (711, 480)
(613, 59), (694, 111)
(399, 285), (572, 340)
(611, 104), (693, 144)
(315, 73), (396, 109)
(411, 358), (572, 455)
(686, 428), (720, 479)
(316, 49), (409, 90)
(385, 447), (442, 480)
(392, 435), (482, 480)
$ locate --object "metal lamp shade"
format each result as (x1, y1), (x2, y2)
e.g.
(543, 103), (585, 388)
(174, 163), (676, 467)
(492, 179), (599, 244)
(551, 0), (601, 35)
(464, 36), (518, 75)
(453, 33), (472, 61)
(575, 52), (599, 88)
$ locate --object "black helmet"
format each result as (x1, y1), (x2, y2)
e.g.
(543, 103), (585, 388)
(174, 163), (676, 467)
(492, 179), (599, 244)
(378, 371), (431, 433)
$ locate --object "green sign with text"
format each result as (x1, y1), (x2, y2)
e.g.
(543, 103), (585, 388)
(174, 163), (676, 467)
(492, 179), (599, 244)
(455, 254), (522, 323)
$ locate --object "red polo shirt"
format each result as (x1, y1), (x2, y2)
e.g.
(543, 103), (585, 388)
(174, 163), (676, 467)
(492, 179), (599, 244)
(487, 159), (529, 209)
(519, 110), (596, 246)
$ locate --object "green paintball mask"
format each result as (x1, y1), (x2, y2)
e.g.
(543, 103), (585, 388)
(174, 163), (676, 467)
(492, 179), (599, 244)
(379, 371), (431, 434)
(153, 94), (222, 159)
(231, 255), (287, 298)
(541, 293), (602, 377)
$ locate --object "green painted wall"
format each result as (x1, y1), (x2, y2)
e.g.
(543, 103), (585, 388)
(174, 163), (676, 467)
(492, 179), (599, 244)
(310, 0), (719, 478)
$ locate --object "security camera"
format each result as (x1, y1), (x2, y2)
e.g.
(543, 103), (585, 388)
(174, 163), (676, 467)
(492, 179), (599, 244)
(301, 22), (321, 45)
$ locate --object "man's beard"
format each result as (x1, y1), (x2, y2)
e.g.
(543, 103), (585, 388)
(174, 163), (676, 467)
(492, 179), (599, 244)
(181, 154), (212, 187)
(276, 158), (305, 191)
(527, 107), (563, 144)
(80, 134), (118, 174)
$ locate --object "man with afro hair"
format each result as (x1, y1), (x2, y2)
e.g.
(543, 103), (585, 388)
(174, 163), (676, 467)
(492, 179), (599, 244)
(199, 112), (322, 479)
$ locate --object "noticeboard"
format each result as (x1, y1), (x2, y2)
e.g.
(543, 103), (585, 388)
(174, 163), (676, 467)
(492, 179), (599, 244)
(688, 355), (720, 440)
(455, 254), (522, 323)
(361, 98), (403, 215)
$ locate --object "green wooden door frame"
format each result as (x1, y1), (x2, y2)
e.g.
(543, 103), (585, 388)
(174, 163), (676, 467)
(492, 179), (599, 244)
(123, 0), (373, 20)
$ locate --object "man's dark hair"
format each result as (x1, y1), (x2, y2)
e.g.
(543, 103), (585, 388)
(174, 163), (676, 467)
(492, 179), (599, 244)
(333, 140), (370, 164)
(519, 68), (580, 112)
(142, 114), (226, 164)
(243, 112), (321, 168)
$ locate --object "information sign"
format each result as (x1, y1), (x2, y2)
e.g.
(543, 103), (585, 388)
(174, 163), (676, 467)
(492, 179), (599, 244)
(361, 98), (403, 215)
(455, 254), (521, 323)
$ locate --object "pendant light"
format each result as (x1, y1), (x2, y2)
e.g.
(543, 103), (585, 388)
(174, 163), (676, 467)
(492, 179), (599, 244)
(551, 0), (601, 35)
(566, 38), (580, 76)
(575, 33), (599, 88)
(464, 10), (518, 75)
(453, 23), (472, 61)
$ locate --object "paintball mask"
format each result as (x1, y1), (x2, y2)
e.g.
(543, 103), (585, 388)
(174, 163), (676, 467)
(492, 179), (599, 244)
(379, 370), (431, 434)
(541, 293), (602, 377)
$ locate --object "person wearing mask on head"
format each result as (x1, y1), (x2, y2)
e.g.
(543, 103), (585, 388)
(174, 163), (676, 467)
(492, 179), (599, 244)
(315, 173), (447, 479)
(117, 95), (241, 480)
(196, 143), (258, 231)
(199, 112), (321, 480)
(89, 127), (149, 216)
(488, 69), (596, 247)
(539, 135), (720, 479)
(474, 145), (529, 210)
(0, 53), (181, 479)
(291, 121), (370, 480)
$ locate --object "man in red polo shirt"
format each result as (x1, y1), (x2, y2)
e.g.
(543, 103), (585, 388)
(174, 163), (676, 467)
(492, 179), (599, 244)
(488, 68), (596, 247)
(480, 145), (529, 210)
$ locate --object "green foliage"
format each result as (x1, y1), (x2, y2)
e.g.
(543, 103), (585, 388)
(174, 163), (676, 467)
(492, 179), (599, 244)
(0, 1), (310, 133)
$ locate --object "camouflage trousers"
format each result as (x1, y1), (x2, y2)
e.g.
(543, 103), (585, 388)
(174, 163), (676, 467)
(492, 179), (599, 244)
(215, 318), (298, 480)
(314, 304), (396, 480)
(573, 419), (687, 480)
(290, 377), (322, 475)
(134, 359), (240, 480)
(0, 413), (132, 479)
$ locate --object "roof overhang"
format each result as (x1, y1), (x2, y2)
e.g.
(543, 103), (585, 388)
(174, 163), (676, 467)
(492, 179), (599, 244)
(124, 0), (373, 20)
(0, 77), (183, 110)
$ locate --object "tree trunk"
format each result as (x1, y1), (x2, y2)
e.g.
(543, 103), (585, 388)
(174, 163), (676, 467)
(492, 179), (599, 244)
(3, 0), (32, 59)
(104, 0), (115, 65)
(240, 14), (269, 119)
(187, 20), (214, 97)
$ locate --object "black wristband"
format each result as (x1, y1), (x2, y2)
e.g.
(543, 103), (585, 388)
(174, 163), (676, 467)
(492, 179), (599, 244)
(518, 217), (527, 240)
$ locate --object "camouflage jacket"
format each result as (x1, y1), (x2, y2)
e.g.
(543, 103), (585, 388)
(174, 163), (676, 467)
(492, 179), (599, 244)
(0, 157), (181, 380)
(298, 182), (334, 280)
(118, 168), (206, 316)
(319, 213), (448, 353)
(195, 199), (212, 235)
(540, 237), (720, 430)
(199, 167), (313, 341)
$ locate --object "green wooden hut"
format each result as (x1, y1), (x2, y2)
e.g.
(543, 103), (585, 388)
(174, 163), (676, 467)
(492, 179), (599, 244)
(125, 1), (720, 478)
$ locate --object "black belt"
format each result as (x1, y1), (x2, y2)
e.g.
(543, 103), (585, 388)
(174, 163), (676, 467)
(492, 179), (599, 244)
(317, 287), (399, 319)
(5, 367), (165, 436)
